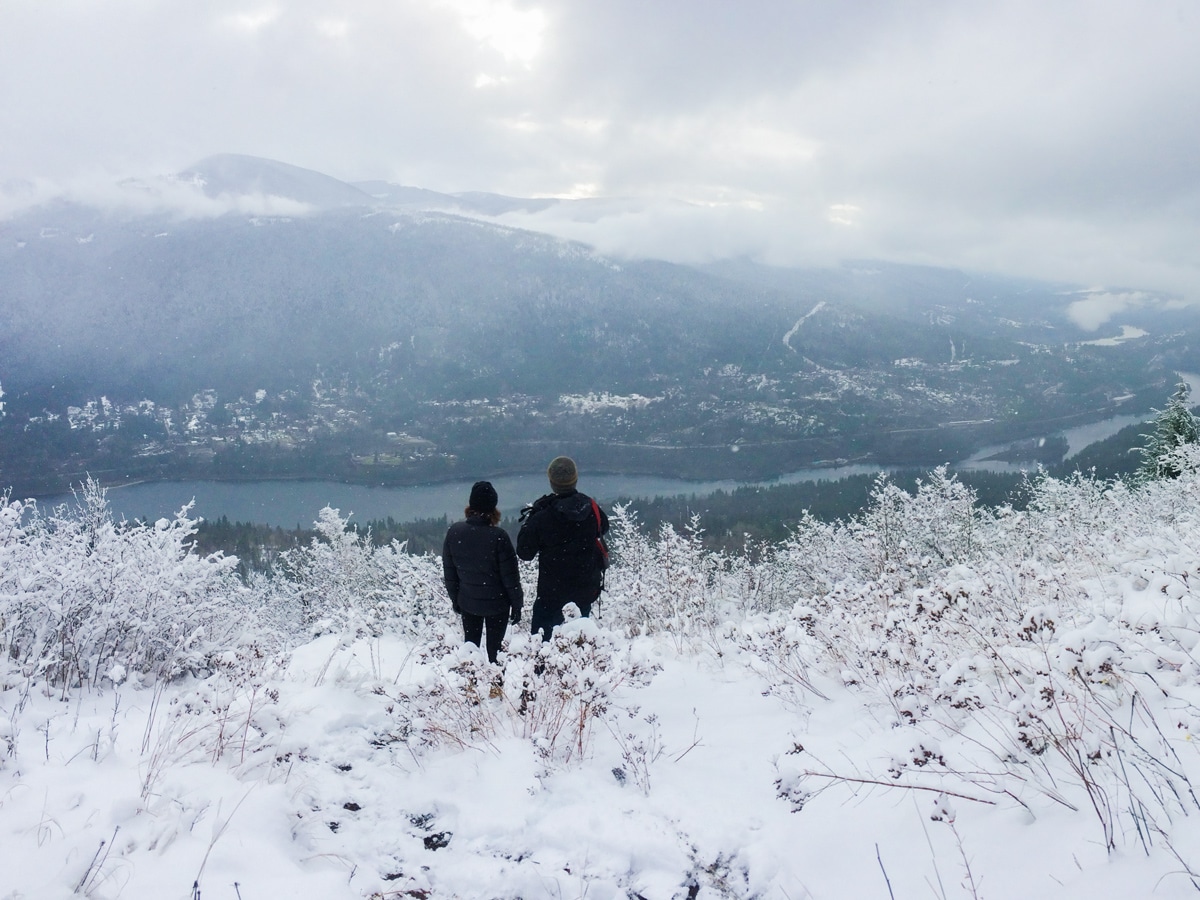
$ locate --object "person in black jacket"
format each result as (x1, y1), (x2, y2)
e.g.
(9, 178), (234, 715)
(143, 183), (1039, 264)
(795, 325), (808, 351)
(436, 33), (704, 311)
(442, 481), (524, 663)
(517, 456), (609, 642)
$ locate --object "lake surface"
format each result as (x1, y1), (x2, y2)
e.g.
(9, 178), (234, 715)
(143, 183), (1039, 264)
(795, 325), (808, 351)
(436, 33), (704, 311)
(35, 464), (885, 528)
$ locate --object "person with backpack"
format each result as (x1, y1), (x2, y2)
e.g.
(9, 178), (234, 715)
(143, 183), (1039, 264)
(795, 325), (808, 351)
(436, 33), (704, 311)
(442, 481), (523, 663)
(517, 456), (609, 642)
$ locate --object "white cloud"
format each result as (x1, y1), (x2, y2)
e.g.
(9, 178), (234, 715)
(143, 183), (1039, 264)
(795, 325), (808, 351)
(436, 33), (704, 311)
(1067, 292), (1152, 331)
(1, 0), (1199, 296)
(439, 0), (546, 66)
(219, 7), (281, 35)
(315, 18), (350, 40)
(827, 204), (861, 227)
(0, 174), (313, 221)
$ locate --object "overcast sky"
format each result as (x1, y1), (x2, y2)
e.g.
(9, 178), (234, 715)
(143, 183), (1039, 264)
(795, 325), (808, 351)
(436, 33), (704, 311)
(3, 0), (1198, 295)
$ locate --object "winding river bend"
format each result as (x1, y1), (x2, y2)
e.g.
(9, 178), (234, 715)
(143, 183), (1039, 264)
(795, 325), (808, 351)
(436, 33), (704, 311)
(36, 388), (1186, 527)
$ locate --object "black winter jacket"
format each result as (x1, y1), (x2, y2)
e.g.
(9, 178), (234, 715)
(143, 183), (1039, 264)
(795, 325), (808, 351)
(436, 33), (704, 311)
(516, 489), (609, 606)
(442, 515), (524, 617)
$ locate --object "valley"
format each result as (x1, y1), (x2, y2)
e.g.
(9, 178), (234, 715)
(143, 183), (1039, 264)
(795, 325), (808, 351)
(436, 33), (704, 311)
(1, 156), (1197, 498)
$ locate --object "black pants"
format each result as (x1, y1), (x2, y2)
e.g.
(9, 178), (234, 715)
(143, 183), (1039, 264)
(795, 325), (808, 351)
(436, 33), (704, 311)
(462, 612), (509, 663)
(530, 597), (593, 643)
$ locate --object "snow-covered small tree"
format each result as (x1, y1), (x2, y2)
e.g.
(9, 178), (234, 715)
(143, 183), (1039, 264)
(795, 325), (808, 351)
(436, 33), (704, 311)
(1138, 381), (1200, 480)
(848, 467), (985, 584)
(601, 504), (726, 645)
(274, 506), (444, 639)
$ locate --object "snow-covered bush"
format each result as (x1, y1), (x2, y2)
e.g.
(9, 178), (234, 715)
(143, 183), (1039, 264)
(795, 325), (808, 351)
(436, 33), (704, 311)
(603, 504), (733, 647)
(729, 613), (828, 707)
(729, 468), (994, 704)
(0, 493), (445, 693)
(0, 479), (245, 689)
(270, 506), (445, 640)
(761, 511), (851, 605)
(763, 468), (989, 624)
(762, 466), (1200, 856)
(841, 468), (986, 585)
(388, 619), (658, 766)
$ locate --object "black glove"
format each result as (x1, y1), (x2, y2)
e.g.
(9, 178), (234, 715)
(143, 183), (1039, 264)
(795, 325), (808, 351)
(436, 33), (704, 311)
(510, 608), (522, 625)
(451, 600), (462, 615)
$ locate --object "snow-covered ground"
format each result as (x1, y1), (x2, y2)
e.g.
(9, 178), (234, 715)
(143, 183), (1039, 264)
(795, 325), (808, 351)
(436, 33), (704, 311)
(6, 628), (1194, 899)
(5, 463), (1200, 898)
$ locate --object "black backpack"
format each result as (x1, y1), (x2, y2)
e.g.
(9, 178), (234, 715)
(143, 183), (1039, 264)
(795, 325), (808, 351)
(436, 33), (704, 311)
(520, 492), (609, 587)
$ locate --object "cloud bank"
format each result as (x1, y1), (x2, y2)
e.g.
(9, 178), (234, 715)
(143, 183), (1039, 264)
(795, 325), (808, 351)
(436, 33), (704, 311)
(2, 0), (1198, 295)
(0, 175), (313, 221)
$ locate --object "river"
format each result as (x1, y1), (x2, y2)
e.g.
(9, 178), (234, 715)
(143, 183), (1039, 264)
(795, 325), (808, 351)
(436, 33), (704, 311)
(958, 372), (1200, 474)
(34, 377), (1197, 527)
(958, 412), (1154, 474)
(34, 464), (885, 528)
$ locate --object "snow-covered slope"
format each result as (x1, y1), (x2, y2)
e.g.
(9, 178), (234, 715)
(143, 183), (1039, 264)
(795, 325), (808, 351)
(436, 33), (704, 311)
(180, 154), (376, 209)
(6, 459), (1200, 897)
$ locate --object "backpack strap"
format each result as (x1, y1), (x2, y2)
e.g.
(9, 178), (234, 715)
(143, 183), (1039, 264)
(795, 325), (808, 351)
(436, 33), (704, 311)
(590, 498), (609, 571)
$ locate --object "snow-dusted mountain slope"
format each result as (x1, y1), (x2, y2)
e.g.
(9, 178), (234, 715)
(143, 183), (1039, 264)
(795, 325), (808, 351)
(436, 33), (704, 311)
(180, 154), (377, 209)
(6, 460), (1200, 897)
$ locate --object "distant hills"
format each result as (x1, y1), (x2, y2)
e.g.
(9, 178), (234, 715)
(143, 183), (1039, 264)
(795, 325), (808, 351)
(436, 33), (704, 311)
(179, 153), (580, 217)
(179, 154), (379, 208)
(1, 154), (1197, 494)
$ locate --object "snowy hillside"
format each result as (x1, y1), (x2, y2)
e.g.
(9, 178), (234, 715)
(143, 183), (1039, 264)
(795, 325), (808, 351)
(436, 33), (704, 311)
(180, 155), (377, 209)
(5, 461), (1200, 898)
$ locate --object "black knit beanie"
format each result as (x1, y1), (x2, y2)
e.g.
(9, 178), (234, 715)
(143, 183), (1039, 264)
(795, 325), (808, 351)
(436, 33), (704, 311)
(469, 480), (498, 513)
(547, 456), (578, 493)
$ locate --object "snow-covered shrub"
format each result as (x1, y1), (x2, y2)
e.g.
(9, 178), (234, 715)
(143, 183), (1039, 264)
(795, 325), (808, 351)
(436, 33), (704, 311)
(735, 469), (993, 704)
(848, 467), (987, 583)
(389, 619), (658, 766)
(502, 622), (659, 763)
(603, 504), (728, 647)
(272, 506), (445, 640)
(767, 466), (1200, 854)
(729, 612), (828, 706)
(0, 479), (245, 689)
(138, 634), (289, 802)
(764, 468), (988, 622)
(765, 511), (855, 604)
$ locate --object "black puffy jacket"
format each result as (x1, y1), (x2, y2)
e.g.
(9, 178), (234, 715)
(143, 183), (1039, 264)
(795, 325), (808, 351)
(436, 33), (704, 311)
(442, 515), (524, 617)
(516, 490), (609, 606)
